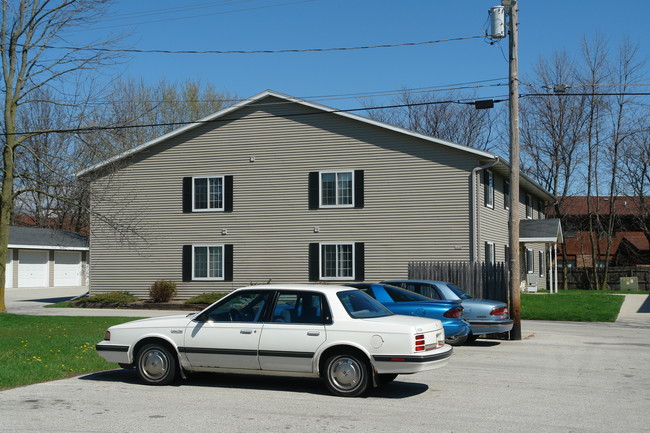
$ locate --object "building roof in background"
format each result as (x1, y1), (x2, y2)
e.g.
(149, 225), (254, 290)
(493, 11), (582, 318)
(549, 196), (650, 216)
(8, 226), (88, 250)
(562, 231), (649, 256)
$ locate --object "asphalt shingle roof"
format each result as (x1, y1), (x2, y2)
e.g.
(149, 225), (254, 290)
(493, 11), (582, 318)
(9, 226), (88, 249)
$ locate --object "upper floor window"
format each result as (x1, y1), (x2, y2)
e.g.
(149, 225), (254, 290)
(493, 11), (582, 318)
(484, 170), (494, 209)
(504, 179), (510, 210)
(183, 176), (233, 213)
(321, 171), (353, 207)
(194, 176), (223, 211)
(309, 170), (364, 209)
(525, 193), (533, 219)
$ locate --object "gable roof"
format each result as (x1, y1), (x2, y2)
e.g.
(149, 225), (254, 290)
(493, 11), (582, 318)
(9, 226), (89, 251)
(77, 90), (553, 201)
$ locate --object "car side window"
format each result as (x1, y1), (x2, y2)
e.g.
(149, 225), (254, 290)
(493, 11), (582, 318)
(204, 291), (271, 322)
(419, 284), (442, 300)
(384, 286), (431, 303)
(271, 292), (326, 324)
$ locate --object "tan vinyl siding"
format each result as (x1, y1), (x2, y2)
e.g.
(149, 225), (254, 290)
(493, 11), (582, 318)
(89, 97), (479, 298)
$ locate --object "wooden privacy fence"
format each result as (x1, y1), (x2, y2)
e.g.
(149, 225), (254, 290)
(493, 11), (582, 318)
(558, 266), (650, 291)
(408, 261), (509, 302)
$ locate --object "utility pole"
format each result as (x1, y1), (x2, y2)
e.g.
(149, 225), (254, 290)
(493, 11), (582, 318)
(489, 1), (521, 340)
(505, 0), (521, 340)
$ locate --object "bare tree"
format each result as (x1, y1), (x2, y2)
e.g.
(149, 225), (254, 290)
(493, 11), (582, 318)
(364, 90), (498, 151)
(0, 0), (120, 312)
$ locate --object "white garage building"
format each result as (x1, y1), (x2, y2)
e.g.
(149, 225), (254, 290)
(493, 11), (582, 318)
(5, 226), (89, 289)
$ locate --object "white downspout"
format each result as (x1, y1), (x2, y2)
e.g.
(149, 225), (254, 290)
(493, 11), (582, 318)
(470, 157), (500, 262)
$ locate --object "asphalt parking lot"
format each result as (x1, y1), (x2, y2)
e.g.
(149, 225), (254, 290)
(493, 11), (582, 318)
(2, 289), (649, 433)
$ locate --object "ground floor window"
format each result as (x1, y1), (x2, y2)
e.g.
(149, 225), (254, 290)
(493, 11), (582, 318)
(309, 242), (364, 281)
(183, 244), (233, 282)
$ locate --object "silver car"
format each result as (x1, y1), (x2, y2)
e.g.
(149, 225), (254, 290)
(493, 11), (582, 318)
(382, 280), (513, 342)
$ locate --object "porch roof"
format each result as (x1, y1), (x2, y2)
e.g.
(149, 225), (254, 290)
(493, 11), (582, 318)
(520, 218), (563, 244)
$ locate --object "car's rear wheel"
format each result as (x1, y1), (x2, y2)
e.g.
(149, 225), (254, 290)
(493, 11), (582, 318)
(323, 353), (370, 397)
(136, 343), (177, 385)
(445, 334), (468, 346)
(377, 373), (398, 386)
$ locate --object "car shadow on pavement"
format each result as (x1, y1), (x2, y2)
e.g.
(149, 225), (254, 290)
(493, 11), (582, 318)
(80, 369), (429, 398)
(464, 340), (501, 347)
(24, 296), (77, 304)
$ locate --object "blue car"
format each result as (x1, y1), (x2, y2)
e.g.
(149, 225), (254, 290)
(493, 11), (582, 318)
(382, 280), (514, 342)
(346, 283), (471, 346)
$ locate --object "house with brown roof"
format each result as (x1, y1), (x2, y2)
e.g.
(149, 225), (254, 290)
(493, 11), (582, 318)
(549, 196), (650, 267)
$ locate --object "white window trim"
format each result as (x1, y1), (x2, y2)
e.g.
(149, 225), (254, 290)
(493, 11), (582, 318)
(526, 248), (534, 274)
(192, 244), (225, 281)
(319, 170), (355, 209)
(504, 179), (510, 210)
(539, 251), (545, 277)
(319, 242), (355, 281)
(486, 242), (496, 264)
(485, 170), (494, 209)
(192, 176), (224, 212)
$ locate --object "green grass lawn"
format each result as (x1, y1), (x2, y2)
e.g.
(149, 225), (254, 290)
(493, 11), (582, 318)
(520, 291), (626, 322)
(0, 314), (138, 390)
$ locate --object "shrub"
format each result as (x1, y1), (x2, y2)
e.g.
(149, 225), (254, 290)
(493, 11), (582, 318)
(185, 292), (228, 305)
(149, 280), (177, 303)
(71, 291), (138, 307)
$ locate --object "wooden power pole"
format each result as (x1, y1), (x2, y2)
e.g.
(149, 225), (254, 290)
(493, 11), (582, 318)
(505, 0), (521, 340)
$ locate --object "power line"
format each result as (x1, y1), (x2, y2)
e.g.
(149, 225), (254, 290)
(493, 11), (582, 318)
(19, 35), (485, 55)
(522, 92), (650, 97)
(5, 96), (510, 137)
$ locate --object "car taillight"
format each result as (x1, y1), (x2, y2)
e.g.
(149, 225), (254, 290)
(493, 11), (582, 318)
(443, 307), (463, 318)
(415, 334), (425, 352)
(491, 307), (508, 316)
(104, 330), (111, 341)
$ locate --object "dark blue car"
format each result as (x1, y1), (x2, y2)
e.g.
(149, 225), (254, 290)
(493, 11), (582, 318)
(346, 283), (471, 346)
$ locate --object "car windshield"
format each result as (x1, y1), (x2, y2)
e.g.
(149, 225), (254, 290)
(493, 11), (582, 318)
(444, 283), (473, 299)
(337, 290), (393, 319)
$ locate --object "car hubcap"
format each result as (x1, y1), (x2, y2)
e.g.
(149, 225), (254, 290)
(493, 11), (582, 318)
(329, 357), (362, 390)
(141, 349), (168, 380)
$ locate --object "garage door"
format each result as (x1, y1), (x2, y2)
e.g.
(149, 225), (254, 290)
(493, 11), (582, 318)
(5, 249), (12, 288)
(54, 251), (82, 287)
(19, 250), (49, 288)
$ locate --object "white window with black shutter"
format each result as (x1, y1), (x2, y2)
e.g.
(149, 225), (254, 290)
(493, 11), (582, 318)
(526, 248), (534, 274)
(308, 242), (364, 281)
(182, 244), (233, 281)
(309, 170), (364, 209)
(183, 176), (233, 213)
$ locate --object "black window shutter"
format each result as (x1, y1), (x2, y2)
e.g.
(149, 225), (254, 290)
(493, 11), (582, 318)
(225, 176), (234, 212)
(182, 177), (193, 213)
(308, 172), (319, 210)
(354, 242), (365, 281)
(354, 170), (364, 208)
(182, 245), (192, 282)
(308, 243), (320, 281)
(224, 244), (234, 281)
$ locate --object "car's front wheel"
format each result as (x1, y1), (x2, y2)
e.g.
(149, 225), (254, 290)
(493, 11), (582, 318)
(323, 353), (370, 397)
(136, 343), (177, 385)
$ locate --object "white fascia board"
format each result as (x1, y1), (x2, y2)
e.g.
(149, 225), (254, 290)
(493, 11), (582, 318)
(76, 90), (497, 178)
(519, 237), (558, 243)
(8, 244), (89, 251)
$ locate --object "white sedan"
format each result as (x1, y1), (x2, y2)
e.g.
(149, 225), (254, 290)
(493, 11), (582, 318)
(96, 284), (453, 397)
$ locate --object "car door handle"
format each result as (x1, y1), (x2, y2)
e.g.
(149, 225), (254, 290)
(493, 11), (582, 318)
(307, 331), (320, 336)
(240, 329), (253, 334)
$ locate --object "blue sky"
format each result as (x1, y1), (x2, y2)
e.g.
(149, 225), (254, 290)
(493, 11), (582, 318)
(78, 0), (649, 109)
